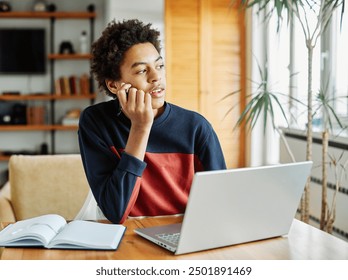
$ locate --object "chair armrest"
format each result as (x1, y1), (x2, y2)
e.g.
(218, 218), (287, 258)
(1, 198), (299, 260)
(0, 182), (16, 222)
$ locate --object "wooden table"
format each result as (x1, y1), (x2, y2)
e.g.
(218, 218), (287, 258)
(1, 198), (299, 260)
(1, 215), (348, 260)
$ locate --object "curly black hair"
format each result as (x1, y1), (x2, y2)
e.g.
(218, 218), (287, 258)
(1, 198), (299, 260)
(90, 19), (161, 97)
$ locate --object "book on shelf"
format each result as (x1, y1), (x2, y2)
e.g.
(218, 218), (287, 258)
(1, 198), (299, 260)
(56, 77), (69, 95)
(55, 74), (91, 96)
(79, 73), (90, 95)
(55, 79), (62, 96)
(69, 75), (78, 95)
(26, 106), (45, 125)
(0, 214), (126, 250)
(63, 76), (71, 95)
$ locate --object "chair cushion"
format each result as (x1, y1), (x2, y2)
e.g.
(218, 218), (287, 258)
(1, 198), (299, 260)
(9, 154), (89, 221)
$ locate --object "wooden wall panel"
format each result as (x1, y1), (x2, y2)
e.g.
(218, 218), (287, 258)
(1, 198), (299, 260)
(165, 0), (200, 110)
(165, 0), (246, 168)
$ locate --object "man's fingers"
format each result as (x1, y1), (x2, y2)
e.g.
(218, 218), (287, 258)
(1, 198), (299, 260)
(144, 92), (152, 109)
(116, 83), (131, 107)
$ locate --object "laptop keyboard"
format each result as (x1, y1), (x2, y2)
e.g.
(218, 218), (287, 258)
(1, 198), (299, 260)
(156, 232), (181, 246)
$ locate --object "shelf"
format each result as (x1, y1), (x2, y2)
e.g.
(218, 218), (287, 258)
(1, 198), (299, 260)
(0, 94), (96, 101)
(0, 155), (10, 161)
(53, 125), (78, 131)
(48, 54), (92, 60)
(53, 94), (96, 100)
(0, 11), (96, 19)
(0, 125), (78, 131)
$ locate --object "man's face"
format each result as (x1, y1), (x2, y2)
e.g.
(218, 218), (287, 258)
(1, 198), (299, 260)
(118, 42), (166, 111)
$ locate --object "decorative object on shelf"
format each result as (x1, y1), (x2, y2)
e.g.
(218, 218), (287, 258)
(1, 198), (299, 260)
(11, 103), (27, 125)
(59, 41), (75, 54)
(0, 103), (27, 125)
(2, 91), (20, 96)
(0, 114), (11, 124)
(0, 1), (11, 12)
(46, 3), (56, 12)
(79, 31), (88, 53)
(87, 4), (95, 12)
(1, 102), (27, 125)
(32, 0), (47, 12)
(40, 142), (48, 154)
(61, 108), (80, 126)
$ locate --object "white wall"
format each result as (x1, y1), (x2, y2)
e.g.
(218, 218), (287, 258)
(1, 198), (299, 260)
(104, 0), (164, 51)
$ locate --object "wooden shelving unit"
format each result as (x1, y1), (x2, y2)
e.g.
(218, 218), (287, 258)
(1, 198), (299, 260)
(0, 94), (96, 101)
(0, 11), (96, 19)
(0, 125), (78, 131)
(0, 11), (96, 157)
(48, 54), (92, 60)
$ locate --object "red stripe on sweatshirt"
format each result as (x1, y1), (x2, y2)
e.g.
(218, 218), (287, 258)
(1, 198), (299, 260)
(130, 152), (204, 217)
(119, 177), (142, 224)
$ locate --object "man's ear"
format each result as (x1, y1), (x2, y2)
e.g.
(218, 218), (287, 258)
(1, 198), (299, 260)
(105, 80), (120, 95)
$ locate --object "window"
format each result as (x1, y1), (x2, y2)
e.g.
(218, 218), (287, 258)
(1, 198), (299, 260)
(249, 2), (348, 165)
(334, 11), (348, 118)
(266, 3), (347, 131)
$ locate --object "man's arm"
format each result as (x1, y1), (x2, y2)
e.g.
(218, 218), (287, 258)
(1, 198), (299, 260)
(78, 107), (147, 224)
(117, 83), (153, 161)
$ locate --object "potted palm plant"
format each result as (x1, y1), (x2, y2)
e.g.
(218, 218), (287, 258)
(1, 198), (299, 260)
(314, 85), (348, 232)
(231, 0), (345, 225)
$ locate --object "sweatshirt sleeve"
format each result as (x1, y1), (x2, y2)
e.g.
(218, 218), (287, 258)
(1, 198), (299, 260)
(196, 123), (227, 171)
(78, 109), (146, 224)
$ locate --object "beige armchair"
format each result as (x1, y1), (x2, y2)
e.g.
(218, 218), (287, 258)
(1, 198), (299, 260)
(0, 154), (90, 222)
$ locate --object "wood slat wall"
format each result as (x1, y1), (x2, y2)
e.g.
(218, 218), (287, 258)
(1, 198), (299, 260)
(165, 0), (200, 110)
(165, 0), (246, 168)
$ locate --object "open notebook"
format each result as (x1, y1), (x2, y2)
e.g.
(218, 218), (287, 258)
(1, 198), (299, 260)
(0, 214), (126, 250)
(135, 161), (313, 255)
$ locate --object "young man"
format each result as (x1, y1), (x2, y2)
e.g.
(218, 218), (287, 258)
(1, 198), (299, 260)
(78, 19), (226, 224)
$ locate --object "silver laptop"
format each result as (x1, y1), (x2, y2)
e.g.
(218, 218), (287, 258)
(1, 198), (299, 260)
(134, 161), (313, 255)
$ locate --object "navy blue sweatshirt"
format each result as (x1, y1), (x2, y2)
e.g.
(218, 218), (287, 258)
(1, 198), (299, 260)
(78, 99), (226, 223)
